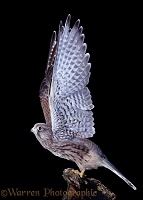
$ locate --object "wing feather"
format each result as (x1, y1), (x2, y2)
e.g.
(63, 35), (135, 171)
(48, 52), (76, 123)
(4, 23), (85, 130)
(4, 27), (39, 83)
(39, 31), (57, 125)
(50, 15), (95, 139)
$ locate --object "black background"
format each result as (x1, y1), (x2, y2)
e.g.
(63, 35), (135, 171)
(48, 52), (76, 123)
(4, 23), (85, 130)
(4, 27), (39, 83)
(0, 1), (141, 200)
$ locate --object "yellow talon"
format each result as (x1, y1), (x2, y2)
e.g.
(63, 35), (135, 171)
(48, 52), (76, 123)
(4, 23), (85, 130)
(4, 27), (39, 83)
(72, 169), (85, 178)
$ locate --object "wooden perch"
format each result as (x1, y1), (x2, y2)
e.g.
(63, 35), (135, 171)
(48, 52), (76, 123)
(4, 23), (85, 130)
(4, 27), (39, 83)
(62, 168), (116, 200)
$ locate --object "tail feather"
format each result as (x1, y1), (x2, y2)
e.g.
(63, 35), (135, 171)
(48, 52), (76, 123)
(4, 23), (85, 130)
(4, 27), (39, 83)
(101, 159), (137, 190)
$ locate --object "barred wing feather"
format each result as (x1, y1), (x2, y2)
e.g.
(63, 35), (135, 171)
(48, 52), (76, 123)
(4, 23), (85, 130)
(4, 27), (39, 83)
(50, 15), (95, 139)
(39, 31), (57, 125)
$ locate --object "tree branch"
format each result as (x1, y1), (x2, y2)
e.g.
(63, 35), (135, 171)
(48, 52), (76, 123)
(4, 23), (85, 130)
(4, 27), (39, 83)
(62, 168), (116, 200)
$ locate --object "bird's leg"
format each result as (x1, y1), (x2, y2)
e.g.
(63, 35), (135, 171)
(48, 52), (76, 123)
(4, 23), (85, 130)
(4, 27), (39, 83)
(72, 169), (85, 178)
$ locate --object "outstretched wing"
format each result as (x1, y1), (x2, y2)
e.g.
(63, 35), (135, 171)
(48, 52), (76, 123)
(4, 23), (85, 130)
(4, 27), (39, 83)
(50, 14), (95, 139)
(39, 31), (57, 125)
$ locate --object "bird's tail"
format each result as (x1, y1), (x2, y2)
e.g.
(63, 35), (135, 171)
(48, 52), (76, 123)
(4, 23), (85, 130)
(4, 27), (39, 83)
(101, 159), (137, 190)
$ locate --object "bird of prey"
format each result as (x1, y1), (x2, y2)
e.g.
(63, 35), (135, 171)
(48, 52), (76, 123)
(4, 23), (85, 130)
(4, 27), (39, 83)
(31, 14), (136, 190)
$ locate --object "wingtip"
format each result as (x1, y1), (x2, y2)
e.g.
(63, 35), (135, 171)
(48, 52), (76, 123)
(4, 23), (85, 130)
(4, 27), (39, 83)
(80, 26), (83, 31)
(75, 19), (80, 29)
(65, 14), (71, 26)
(59, 21), (63, 32)
(50, 31), (56, 43)
(67, 14), (71, 18)
(85, 53), (90, 59)
(76, 19), (80, 24)
(52, 31), (56, 37)
(59, 21), (63, 26)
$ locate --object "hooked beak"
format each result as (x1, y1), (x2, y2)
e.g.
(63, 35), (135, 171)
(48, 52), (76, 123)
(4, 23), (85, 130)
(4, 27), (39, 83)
(30, 127), (37, 134)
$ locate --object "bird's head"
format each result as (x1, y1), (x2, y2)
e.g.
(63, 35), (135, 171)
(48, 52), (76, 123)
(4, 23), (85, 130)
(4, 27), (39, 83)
(31, 123), (52, 140)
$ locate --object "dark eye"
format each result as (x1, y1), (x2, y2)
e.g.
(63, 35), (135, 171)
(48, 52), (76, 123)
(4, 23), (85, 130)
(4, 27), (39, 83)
(38, 126), (43, 131)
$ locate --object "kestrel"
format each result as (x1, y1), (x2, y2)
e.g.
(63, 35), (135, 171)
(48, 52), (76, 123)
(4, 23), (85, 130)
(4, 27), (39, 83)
(31, 14), (136, 190)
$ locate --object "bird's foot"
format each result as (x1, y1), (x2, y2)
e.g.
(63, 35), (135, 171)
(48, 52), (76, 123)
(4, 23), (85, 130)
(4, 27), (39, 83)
(71, 169), (85, 178)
